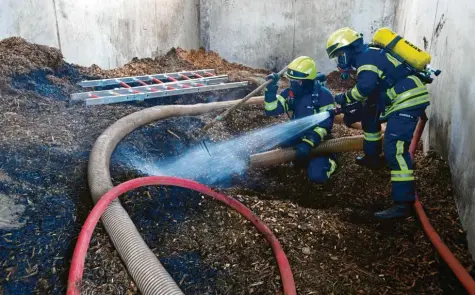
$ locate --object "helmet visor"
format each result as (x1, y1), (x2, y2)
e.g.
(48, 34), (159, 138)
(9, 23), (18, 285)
(286, 69), (308, 80)
(332, 51), (351, 71)
(327, 43), (340, 59)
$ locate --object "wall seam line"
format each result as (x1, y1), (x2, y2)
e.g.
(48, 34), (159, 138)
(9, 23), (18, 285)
(155, 0), (159, 55)
(197, 0), (201, 49)
(51, 0), (62, 53)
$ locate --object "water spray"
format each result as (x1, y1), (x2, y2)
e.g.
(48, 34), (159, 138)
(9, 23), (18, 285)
(121, 111), (332, 185)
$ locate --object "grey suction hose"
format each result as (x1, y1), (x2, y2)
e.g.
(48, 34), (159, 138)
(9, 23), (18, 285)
(88, 97), (265, 294)
(87, 95), (367, 294)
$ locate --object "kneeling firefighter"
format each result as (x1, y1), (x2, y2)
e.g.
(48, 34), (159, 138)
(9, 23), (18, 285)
(264, 56), (338, 184)
(326, 27), (440, 219)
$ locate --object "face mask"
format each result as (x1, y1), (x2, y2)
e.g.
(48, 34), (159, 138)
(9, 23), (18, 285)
(289, 79), (303, 96)
(334, 50), (352, 80)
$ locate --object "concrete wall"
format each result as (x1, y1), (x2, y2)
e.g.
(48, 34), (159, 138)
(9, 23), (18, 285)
(0, 0), (59, 48)
(200, 0), (397, 72)
(1, 0), (397, 71)
(395, 0), (475, 257)
(0, 0), (200, 69)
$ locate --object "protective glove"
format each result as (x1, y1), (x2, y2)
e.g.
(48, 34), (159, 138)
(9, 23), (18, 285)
(334, 93), (347, 106)
(316, 73), (326, 83)
(295, 141), (312, 161)
(345, 101), (363, 116)
(343, 101), (363, 126)
(266, 73), (280, 85)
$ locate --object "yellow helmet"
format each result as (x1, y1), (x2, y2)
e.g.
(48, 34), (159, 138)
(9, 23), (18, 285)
(286, 56), (317, 80)
(326, 27), (363, 59)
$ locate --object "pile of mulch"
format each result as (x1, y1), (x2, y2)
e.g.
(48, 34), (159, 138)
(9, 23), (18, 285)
(0, 38), (260, 149)
(0, 36), (473, 295)
(0, 37), (264, 103)
(79, 48), (198, 79)
(177, 48), (268, 76)
(325, 70), (357, 93)
(0, 37), (63, 77)
(77, 47), (270, 83)
(0, 37), (83, 99)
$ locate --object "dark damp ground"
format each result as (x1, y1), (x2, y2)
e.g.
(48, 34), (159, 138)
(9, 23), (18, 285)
(10, 64), (98, 100)
(0, 120), (222, 294)
(0, 144), (89, 295)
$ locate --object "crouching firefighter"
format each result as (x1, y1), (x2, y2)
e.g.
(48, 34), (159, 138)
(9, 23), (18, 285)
(264, 56), (338, 184)
(326, 27), (440, 219)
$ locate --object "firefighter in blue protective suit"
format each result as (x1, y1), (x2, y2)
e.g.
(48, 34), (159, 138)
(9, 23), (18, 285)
(326, 27), (431, 219)
(264, 56), (338, 184)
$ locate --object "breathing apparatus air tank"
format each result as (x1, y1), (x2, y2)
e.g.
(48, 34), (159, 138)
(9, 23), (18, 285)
(372, 28), (431, 71)
(372, 27), (441, 82)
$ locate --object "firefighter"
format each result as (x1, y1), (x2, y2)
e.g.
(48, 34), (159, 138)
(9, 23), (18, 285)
(326, 27), (430, 219)
(264, 56), (338, 184)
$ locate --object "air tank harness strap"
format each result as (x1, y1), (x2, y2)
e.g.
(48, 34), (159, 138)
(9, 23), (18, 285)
(386, 35), (403, 50)
(379, 34), (412, 90)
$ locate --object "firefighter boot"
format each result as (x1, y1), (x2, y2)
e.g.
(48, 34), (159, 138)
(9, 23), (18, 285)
(355, 154), (386, 170)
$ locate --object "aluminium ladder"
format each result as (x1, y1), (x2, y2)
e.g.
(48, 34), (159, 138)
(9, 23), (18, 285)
(71, 69), (249, 106)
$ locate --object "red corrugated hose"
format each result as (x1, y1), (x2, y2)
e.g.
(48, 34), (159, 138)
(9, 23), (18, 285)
(410, 112), (475, 294)
(67, 176), (297, 295)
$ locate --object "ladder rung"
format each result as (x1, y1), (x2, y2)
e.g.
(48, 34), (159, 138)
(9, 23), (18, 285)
(85, 81), (249, 106)
(134, 78), (148, 86)
(151, 77), (163, 84)
(118, 81), (131, 88)
(166, 76), (178, 82)
(180, 74), (190, 80)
